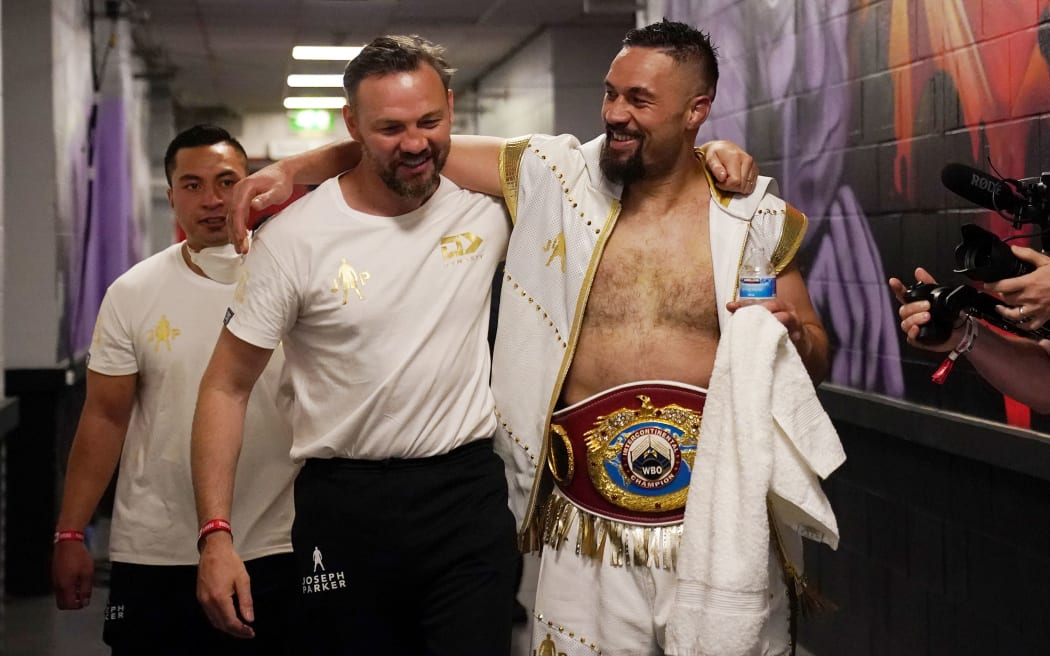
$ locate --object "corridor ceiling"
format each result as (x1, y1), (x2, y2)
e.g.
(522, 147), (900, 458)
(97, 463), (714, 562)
(124, 0), (639, 113)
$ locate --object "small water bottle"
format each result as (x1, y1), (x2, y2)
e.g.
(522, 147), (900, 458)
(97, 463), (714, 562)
(737, 239), (776, 304)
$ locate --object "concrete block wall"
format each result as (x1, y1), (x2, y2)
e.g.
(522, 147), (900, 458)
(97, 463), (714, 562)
(801, 416), (1050, 654)
(3, 0), (61, 368)
(473, 30), (557, 137)
(549, 23), (634, 140)
(467, 20), (631, 139)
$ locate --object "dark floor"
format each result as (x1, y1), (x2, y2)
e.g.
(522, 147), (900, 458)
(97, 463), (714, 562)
(3, 587), (109, 656)
(1, 553), (813, 655)
(2, 519), (112, 656)
(1, 550), (539, 656)
(3, 587), (109, 654)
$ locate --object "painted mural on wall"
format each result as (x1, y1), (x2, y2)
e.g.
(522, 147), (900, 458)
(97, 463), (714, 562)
(886, 0), (1050, 426)
(666, 0), (1050, 425)
(667, 0), (904, 399)
(889, 0), (1050, 208)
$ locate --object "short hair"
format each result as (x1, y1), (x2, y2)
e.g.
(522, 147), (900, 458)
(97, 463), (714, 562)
(623, 19), (719, 99)
(342, 35), (455, 107)
(163, 124), (248, 186)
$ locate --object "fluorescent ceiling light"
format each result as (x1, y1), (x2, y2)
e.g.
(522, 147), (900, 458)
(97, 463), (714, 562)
(283, 96), (346, 109)
(292, 46), (363, 61)
(287, 74), (344, 88)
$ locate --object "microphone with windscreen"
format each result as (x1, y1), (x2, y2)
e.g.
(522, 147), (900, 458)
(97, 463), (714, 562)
(941, 163), (1025, 220)
(940, 163), (1050, 281)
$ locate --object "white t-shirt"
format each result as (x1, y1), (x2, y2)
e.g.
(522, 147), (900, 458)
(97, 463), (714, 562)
(226, 175), (510, 460)
(88, 243), (296, 566)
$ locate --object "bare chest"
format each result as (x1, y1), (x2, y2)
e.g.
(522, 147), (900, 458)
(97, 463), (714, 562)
(583, 212), (718, 334)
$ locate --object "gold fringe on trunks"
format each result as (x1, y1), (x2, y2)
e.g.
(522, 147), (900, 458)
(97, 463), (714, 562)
(768, 502), (836, 617)
(528, 493), (683, 569)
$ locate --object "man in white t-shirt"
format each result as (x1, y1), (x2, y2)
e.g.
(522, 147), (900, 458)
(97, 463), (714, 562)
(51, 125), (298, 655)
(192, 37), (518, 655)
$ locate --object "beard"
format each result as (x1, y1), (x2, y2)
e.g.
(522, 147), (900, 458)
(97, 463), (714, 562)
(368, 142), (449, 199)
(599, 130), (646, 185)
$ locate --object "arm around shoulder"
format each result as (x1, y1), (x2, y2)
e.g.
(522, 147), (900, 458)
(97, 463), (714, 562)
(444, 135), (507, 197)
(228, 138), (362, 252)
(699, 140), (758, 194)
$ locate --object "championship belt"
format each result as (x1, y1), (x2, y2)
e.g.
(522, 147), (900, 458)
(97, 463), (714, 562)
(547, 381), (706, 526)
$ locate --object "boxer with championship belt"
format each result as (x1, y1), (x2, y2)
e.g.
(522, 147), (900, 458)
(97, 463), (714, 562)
(486, 23), (831, 656)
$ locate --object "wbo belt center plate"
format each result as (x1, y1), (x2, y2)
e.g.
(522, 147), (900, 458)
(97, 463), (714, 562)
(583, 395), (702, 513)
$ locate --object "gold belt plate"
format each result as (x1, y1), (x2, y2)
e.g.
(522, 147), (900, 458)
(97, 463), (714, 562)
(582, 395), (701, 513)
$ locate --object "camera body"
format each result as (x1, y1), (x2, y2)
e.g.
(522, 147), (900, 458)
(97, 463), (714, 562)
(903, 282), (971, 344)
(904, 279), (1050, 345)
(905, 225), (1032, 345)
(908, 166), (1050, 345)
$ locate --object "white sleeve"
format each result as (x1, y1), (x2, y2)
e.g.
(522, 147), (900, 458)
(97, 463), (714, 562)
(224, 238), (299, 349)
(87, 288), (139, 376)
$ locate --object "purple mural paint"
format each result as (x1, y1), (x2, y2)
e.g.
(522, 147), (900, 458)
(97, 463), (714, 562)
(666, 0), (904, 396)
(69, 96), (140, 355)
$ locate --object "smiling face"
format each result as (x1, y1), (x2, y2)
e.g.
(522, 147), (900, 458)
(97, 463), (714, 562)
(343, 63), (452, 202)
(166, 142), (246, 251)
(599, 46), (712, 185)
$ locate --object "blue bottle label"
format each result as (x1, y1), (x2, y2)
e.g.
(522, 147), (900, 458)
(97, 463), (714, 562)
(738, 276), (776, 299)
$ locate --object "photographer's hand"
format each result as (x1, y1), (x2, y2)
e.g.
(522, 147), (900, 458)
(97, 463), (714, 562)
(888, 268), (963, 352)
(983, 246), (1050, 330)
(890, 271), (1050, 408)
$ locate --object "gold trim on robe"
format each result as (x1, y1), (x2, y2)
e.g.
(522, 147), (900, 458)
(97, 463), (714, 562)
(499, 136), (531, 224)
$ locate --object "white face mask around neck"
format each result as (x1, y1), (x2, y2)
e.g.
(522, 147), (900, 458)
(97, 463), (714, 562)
(186, 241), (246, 284)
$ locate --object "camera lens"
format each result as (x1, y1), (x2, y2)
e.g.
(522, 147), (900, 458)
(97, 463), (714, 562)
(953, 224), (1035, 282)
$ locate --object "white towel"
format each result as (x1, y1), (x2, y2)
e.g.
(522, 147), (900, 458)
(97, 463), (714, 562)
(665, 306), (844, 656)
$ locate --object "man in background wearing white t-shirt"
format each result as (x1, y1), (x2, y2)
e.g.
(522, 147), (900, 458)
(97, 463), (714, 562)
(51, 125), (298, 655)
(191, 37), (519, 655)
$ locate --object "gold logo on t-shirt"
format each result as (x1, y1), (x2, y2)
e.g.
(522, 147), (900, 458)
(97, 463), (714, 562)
(439, 232), (483, 260)
(543, 232), (566, 272)
(147, 315), (181, 352)
(331, 258), (370, 304)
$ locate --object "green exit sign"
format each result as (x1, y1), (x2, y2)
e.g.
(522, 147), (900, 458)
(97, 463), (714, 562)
(290, 109), (333, 132)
